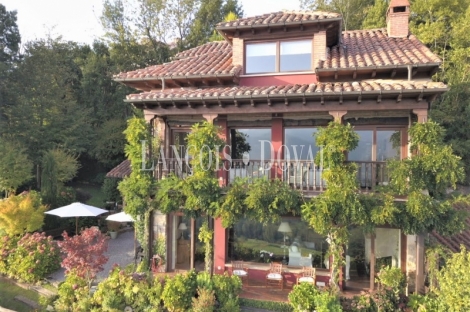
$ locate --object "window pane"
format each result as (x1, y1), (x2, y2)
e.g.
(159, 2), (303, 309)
(230, 129), (271, 161)
(348, 130), (373, 161)
(376, 130), (401, 161)
(246, 43), (276, 74)
(280, 40), (312, 72)
(228, 218), (327, 268)
(284, 128), (318, 161)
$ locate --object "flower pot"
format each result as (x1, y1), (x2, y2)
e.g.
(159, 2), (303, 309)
(109, 231), (118, 239)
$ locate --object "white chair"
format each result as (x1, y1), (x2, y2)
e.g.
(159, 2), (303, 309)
(288, 245), (301, 266)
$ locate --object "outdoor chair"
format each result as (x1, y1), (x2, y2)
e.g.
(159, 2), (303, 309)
(231, 261), (249, 287)
(297, 266), (316, 285)
(265, 262), (284, 290)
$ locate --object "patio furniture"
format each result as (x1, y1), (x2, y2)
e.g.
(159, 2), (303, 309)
(297, 266), (316, 285)
(265, 262), (284, 290)
(288, 245), (301, 266)
(231, 261), (249, 287)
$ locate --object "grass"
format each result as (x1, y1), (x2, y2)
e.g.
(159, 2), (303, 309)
(71, 182), (107, 208)
(0, 279), (42, 312)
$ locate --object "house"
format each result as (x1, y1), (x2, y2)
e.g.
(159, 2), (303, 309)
(111, 0), (447, 293)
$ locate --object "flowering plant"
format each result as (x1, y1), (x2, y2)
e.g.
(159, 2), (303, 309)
(259, 250), (274, 263)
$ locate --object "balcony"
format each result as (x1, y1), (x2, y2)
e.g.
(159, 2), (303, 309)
(155, 159), (388, 194)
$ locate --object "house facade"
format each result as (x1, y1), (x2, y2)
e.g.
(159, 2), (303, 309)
(112, 0), (447, 293)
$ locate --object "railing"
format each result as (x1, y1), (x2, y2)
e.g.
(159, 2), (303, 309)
(155, 159), (388, 192)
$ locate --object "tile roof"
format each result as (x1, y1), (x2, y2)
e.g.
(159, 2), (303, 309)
(126, 81), (447, 101)
(114, 41), (240, 80)
(317, 29), (441, 70)
(106, 160), (131, 178)
(216, 11), (341, 28)
(430, 202), (470, 252)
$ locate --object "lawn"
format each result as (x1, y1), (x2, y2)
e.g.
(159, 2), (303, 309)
(0, 279), (42, 312)
(71, 182), (107, 208)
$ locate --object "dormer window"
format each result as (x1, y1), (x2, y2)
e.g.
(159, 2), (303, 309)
(245, 39), (312, 74)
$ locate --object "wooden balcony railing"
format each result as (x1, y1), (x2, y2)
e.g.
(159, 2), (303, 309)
(155, 159), (388, 192)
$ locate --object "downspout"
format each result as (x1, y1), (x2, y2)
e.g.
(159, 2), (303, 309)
(407, 65), (412, 81)
(160, 78), (165, 91)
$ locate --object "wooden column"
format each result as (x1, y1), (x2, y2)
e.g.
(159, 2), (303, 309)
(415, 234), (425, 294)
(329, 110), (347, 123)
(412, 109), (428, 123)
(370, 234), (376, 291)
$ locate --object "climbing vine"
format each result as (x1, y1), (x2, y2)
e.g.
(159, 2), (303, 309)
(118, 116), (159, 259)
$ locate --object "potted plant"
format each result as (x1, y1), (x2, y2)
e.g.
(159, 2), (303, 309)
(107, 220), (121, 239)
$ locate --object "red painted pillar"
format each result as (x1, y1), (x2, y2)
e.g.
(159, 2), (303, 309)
(271, 116), (284, 179)
(214, 116), (229, 274)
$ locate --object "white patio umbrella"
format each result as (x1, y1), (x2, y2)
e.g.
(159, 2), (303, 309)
(106, 211), (138, 263)
(105, 211), (135, 222)
(45, 202), (108, 234)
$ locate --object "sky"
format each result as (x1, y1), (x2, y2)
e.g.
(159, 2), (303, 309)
(1, 0), (301, 46)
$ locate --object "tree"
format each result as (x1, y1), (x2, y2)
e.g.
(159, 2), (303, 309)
(0, 4), (21, 64)
(41, 149), (80, 206)
(58, 227), (109, 288)
(300, 0), (374, 30)
(186, 0), (243, 48)
(0, 191), (47, 236)
(0, 138), (33, 197)
(410, 0), (470, 84)
(362, 0), (388, 29)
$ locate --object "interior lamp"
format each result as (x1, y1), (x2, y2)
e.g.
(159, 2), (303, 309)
(278, 222), (292, 263)
(178, 222), (187, 239)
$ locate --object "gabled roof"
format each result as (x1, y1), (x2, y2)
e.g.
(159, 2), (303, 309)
(216, 11), (341, 28)
(317, 29), (441, 70)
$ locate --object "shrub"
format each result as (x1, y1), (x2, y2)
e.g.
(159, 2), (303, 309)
(376, 266), (406, 295)
(54, 270), (94, 312)
(407, 293), (440, 312)
(161, 270), (197, 311)
(0, 235), (18, 275)
(288, 282), (318, 311)
(436, 246), (470, 311)
(192, 288), (216, 312)
(345, 291), (375, 312)
(93, 265), (162, 311)
(240, 298), (292, 312)
(102, 177), (121, 202)
(314, 291), (342, 312)
(212, 273), (242, 309)
(7, 232), (61, 283)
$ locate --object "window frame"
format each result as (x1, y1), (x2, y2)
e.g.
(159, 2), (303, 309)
(244, 38), (313, 75)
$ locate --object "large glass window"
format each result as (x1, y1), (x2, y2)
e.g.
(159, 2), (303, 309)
(228, 218), (328, 268)
(230, 128), (271, 161)
(246, 43), (276, 74)
(280, 40), (312, 72)
(245, 40), (312, 74)
(348, 130), (373, 161)
(284, 128), (318, 161)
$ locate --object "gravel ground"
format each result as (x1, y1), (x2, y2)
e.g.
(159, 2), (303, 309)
(48, 229), (136, 285)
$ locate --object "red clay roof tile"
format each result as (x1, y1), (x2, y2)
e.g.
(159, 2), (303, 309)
(317, 29), (441, 70)
(106, 160), (131, 178)
(125, 81), (446, 101)
(216, 11), (341, 28)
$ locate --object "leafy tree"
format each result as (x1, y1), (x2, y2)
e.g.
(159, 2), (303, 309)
(0, 4), (21, 64)
(430, 83), (470, 184)
(362, 0), (388, 29)
(0, 191), (47, 236)
(300, 0), (374, 30)
(41, 149), (80, 206)
(435, 246), (470, 311)
(410, 0), (470, 84)
(58, 227), (109, 288)
(0, 138), (33, 197)
(186, 0), (243, 48)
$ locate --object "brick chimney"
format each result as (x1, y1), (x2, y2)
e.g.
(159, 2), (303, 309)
(387, 0), (410, 38)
